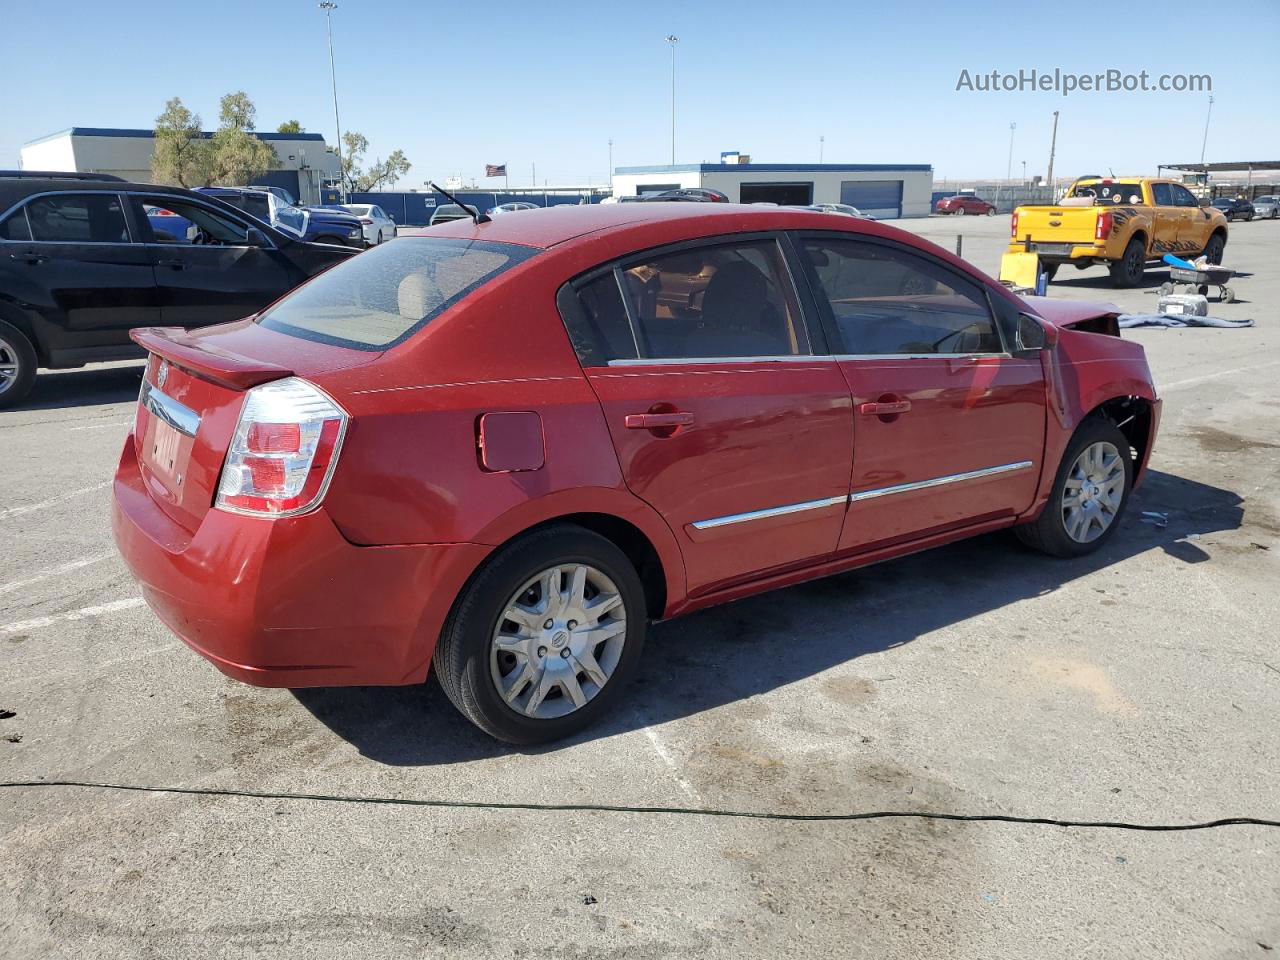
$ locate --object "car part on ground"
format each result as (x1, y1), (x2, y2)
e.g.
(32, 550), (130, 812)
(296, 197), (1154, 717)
(111, 202), (1161, 743)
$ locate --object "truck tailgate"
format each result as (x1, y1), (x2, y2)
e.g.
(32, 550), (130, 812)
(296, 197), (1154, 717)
(1013, 206), (1099, 246)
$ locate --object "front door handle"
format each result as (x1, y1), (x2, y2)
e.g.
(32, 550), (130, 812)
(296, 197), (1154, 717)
(624, 411), (695, 430)
(156, 259), (186, 270)
(858, 400), (911, 416)
(9, 252), (47, 265)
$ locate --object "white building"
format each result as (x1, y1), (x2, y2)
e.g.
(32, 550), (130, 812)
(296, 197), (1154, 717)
(611, 161), (934, 219)
(19, 127), (342, 205)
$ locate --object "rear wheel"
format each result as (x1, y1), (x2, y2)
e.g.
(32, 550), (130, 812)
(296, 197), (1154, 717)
(1109, 238), (1146, 287)
(433, 525), (647, 744)
(0, 321), (38, 410)
(1016, 418), (1133, 558)
(986, 206), (996, 216)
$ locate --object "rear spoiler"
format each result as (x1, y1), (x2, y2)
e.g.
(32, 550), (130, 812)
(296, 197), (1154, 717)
(130, 327), (293, 390)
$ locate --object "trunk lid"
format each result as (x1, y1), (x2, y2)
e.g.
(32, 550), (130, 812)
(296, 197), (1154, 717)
(130, 319), (378, 533)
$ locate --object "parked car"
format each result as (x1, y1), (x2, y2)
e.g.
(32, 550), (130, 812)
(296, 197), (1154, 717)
(799, 203), (868, 218)
(196, 186), (365, 248)
(1210, 197), (1256, 222)
(1251, 195), (1279, 219)
(113, 203), (1161, 744)
(487, 202), (539, 215)
(0, 174), (355, 407)
(640, 188), (730, 203)
(429, 203), (480, 226)
(1010, 177), (1229, 286)
(339, 203), (398, 245)
(935, 195), (997, 216)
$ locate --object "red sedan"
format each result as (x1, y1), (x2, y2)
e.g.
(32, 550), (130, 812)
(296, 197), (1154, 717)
(936, 195), (998, 216)
(113, 203), (1160, 743)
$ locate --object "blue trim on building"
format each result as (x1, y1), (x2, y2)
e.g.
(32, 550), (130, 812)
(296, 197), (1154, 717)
(24, 127), (329, 147)
(614, 162), (933, 174)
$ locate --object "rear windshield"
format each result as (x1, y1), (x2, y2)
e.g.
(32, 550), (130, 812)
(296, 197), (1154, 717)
(258, 237), (536, 351)
(1069, 182), (1145, 205)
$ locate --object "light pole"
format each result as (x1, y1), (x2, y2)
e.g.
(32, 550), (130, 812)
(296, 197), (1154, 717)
(665, 35), (679, 165)
(1021, 160), (1026, 185)
(1046, 110), (1060, 200)
(608, 138), (613, 190)
(1200, 95), (1215, 165)
(1004, 121), (1016, 209)
(819, 135), (825, 163)
(319, 2), (344, 201)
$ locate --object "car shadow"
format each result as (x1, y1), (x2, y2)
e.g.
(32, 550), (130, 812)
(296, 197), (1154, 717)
(293, 469), (1243, 766)
(19, 363), (145, 411)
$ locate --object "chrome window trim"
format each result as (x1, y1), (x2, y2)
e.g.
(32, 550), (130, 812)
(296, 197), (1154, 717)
(0, 190), (133, 244)
(607, 355), (828, 367)
(849, 460), (1034, 503)
(691, 495), (847, 531)
(139, 381), (201, 438)
(833, 352), (1013, 361)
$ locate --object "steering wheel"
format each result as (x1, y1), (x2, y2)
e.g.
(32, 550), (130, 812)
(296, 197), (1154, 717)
(189, 227), (212, 245)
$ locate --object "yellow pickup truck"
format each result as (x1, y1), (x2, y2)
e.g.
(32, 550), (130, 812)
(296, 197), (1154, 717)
(1009, 177), (1229, 287)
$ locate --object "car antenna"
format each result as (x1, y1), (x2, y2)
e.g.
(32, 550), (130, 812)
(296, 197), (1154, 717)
(428, 181), (490, 224)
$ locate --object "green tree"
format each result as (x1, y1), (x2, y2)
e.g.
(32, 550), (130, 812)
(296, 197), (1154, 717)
(206, 91), (279, 186)
(339, 131), (369, 194)
(338, 132), (412, 193)
(276, 119), (304, 134)
(358, 149), (412, 192)
(151, 97), (209, 187)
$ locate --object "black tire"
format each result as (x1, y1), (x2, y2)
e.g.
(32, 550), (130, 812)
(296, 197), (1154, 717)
(433, 525), (648, 744)
(1109, 238), (1146, 287)
(1015, 418), (1134, 558)
(955, 206), (966, 216)
(0, 320), (38, 410)
(986, 206), (996, 216)
(1203, 232), (1226, 265)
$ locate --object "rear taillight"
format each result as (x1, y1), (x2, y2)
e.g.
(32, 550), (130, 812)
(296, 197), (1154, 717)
(215, 378), (348, 517)
(1011, 211), (1019, 239)
(1095, 211), (1113, 241)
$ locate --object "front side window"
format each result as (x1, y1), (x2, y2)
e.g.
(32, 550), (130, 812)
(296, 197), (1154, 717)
(800, 238), (1002, 356)
(259, 237), (536, 350)
(1172, 185), (1199, 207)
(616, 240), (810, 360)
(135, 196), (250, 245)
(26, 193), (129, 243)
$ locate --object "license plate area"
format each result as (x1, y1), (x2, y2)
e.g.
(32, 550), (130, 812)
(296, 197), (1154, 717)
(139, 380), (200, 499)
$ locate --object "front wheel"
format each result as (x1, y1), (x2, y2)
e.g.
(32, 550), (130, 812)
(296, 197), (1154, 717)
(1015, 418), (1133, 558)
(433, 526), (647, 744)
(986, 206), (996, 216)
(0, 320), (38, 410)
(955, 206), (966, 216)
(1203, 233), (1226, 265)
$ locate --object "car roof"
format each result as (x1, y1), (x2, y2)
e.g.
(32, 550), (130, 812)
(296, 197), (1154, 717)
(0, 177), (204, 212)
(422, 201), (884, 249)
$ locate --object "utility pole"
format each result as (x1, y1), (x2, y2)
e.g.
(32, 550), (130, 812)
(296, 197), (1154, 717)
(665, 35), (679, 165)
(1046, 110), (1060, 200)
(319, 2), (344, 202)
(1200, 95), (1215, 165)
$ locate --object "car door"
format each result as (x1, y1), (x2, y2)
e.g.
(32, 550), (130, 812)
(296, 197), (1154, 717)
(129, 193), (298, 328)
(7, 191), (160, 354)
(794, 233), (1046, 554)
(1149, 182), (1185, 255)
(1172, 185), (1214, 250)
(560, 234), (854, 597)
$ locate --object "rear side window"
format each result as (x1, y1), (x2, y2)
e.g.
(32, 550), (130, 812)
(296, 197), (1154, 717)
(259, 237), (536, 350)
(801, 238), (1002, 355)
(1151, 183), (1174, 206)
(0, 209), (31, 241)
(26, 194), (129, 243)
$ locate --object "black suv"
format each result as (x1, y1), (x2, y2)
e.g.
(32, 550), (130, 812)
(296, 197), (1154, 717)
(0, 173), (356, 408)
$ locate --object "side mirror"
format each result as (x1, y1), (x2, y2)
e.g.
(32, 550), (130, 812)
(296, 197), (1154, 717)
(244, 227), (270, 247)
(1017, 313), (1057, 351)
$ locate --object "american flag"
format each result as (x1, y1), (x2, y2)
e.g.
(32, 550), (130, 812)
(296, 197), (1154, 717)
(485, 164), (507, 177)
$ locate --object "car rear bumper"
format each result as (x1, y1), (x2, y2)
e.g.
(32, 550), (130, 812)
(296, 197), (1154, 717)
(111, 437), (490, 688)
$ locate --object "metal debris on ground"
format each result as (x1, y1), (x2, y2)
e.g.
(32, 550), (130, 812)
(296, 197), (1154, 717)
(1139, 511), (1169, 528)
(0, 709), (15, 720)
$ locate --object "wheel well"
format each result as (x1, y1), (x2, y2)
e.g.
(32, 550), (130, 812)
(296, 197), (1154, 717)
(1087, 396), (1153, 469)
(0, 304), (45, 365)
(1128, 230), (1148, 253)
(511, 513), (667, 620)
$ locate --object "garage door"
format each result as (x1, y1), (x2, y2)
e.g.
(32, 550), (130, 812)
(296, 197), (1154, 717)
(840, 180), (903, 219)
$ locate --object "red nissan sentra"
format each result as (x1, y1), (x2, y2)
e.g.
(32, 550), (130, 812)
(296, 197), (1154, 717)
(113, 203), (1160, 743)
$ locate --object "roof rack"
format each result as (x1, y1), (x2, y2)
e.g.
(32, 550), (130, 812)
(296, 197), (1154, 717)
(0, 170), (125, 182)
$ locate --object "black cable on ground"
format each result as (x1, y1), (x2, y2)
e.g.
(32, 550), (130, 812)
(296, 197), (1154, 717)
(3, 780), (1278, 832)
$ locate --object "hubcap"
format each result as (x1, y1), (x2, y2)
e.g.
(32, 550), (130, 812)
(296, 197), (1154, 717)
(0, 336), (20, 395)
(490, 563), (627, 720)
(1061, 441), (1125, 543)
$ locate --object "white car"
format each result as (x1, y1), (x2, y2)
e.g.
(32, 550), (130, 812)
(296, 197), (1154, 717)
(804, 202), (869, 218)
(340, 204), (398, 245)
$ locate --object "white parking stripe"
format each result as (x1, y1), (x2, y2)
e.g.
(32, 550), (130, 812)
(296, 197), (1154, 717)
(0, 597), (145, 636)
(69, 420), (133, 432)
(1160, 359), (1280, 392)
(0, 552), (116, 596)
(0, 481), (111, 520)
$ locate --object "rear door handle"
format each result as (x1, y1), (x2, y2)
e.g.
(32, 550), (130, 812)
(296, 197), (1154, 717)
(624, 412), (695, 430)
(156, 259), (186, 270)
(858, 400), (911, 416)
(9, 252), (47, 264)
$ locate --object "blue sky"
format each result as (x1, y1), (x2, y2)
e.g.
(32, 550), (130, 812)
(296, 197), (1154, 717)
(5, 0), (1278, 185)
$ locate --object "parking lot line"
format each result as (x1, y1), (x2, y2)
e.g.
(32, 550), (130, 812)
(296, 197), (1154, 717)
(0, 597), (144, 636)
(0, 552), (115, 596)
(1159, 358), (1280, 392)
(0, 481), (110, 520)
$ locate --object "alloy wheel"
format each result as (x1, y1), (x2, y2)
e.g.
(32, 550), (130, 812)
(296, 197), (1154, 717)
(489, 563), (627, 720)
(0, 335), (19, 396)
(1061, 441), (1125, 543)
